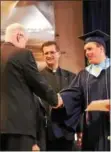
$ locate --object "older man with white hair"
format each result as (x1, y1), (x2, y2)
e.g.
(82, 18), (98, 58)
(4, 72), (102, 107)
(1, 23), (62, 151)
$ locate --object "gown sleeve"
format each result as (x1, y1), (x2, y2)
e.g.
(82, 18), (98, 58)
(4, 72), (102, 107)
(60, 71), (85, 130)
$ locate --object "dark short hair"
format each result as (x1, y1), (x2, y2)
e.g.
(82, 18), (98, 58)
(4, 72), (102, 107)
(41, 41), (60, 53)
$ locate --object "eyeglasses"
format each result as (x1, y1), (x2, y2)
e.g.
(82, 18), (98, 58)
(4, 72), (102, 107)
(44, 51), (58, 56)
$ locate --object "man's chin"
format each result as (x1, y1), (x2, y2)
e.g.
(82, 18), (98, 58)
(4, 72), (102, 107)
(88, 60), (98, 64)
(47, 62), (54, 66)
(88, 58), (94, 64)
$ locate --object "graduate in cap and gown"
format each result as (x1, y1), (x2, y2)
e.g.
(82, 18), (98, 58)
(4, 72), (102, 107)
(52, 30), (110, 151)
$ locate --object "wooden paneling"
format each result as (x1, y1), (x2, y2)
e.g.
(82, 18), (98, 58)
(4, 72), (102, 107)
(0, 41), (44, 62)
(26, 44), (44, 62)
(54, 1), (85, 73)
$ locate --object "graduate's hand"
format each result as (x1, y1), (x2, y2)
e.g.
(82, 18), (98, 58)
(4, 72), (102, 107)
(52, 93), (63, 109)
(32, 144), (40, 151)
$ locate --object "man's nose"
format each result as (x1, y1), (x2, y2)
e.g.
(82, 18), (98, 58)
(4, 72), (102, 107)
(46, 53), (52, 57)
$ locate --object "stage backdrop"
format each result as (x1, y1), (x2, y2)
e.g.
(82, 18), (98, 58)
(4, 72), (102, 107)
(83, 0), (110, 61)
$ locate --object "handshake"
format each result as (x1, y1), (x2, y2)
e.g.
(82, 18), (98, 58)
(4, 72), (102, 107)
(52, 93), (64, 109)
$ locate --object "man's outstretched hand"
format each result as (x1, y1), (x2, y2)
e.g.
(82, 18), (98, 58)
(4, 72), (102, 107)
(52, 93), (64, 109)
(32, 144), (40, 151)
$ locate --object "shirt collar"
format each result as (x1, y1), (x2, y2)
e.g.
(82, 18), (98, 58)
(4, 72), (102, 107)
(46, 66), (60, 73)
(86, 58), (111, 77)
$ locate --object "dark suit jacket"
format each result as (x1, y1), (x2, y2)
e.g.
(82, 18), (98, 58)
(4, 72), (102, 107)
(1, 42), (58, 138)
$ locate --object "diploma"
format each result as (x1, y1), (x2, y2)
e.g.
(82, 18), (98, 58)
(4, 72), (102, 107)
(85, 99), (110, 111)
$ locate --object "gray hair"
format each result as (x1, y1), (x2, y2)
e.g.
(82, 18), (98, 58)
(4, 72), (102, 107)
(5, 23), (25, 41)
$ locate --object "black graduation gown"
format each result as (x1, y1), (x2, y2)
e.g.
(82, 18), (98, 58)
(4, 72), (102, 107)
(60, 67), (110, 151)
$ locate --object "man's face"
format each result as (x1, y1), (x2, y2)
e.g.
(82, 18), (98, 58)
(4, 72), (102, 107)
(84, 42), (103, 64)
(43, 44), (60, 66)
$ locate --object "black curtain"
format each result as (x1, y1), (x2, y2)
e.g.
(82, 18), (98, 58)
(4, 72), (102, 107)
(83, 0), (110, 60)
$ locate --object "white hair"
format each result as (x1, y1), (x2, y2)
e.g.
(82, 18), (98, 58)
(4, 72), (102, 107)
(5, 23), (25, 41)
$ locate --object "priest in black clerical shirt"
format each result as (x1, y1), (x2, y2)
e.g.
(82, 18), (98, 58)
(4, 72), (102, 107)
(35, 41), (82, 151)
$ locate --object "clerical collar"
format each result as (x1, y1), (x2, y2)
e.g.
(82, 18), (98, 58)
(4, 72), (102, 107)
(52, 69), (57, 73)
(86, 57), (111, 77)
(46, 66), (59, 73)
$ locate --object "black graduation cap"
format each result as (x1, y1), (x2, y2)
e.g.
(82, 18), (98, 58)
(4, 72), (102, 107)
(78, 30), (110, 49)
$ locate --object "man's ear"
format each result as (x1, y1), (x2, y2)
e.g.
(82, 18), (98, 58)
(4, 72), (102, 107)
(100, 45), (104, 53)
(16, 34), (19, 42)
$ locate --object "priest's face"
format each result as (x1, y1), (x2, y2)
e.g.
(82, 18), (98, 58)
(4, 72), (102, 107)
(43, 44), (60, 66)
(84, 42), (104, 64)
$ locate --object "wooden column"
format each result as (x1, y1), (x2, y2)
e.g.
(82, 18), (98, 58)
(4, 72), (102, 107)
(54, 1), (85, 73)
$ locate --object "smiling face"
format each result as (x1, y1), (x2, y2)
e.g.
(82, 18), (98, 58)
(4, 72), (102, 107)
(84, 42), (105, 64)
(42, 44), (60, 67)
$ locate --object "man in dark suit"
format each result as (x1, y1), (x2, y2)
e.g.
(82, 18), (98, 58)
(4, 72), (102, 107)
(1, 23), (62, 151)
(35, 41), (82, 151)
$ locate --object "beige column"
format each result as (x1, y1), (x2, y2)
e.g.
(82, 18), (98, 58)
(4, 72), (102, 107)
(1, 1), (18, 28)
(54, 1), (85, 73)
